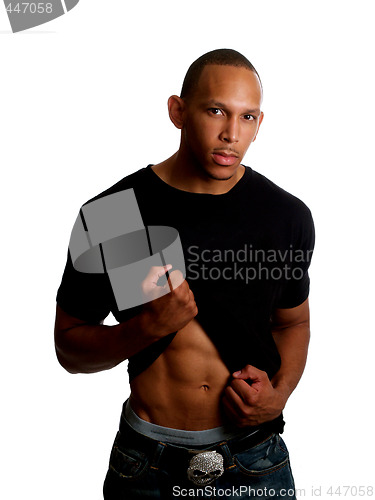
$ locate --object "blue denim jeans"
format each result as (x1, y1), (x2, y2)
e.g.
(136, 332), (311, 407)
(103, 409), (296, 499)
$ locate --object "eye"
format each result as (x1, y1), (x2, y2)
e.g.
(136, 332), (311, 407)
(243, 114), (255, 121)
(208, 108), (224, 116)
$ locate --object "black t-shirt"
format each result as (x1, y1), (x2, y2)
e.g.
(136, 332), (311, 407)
(57, 165), (315, 385)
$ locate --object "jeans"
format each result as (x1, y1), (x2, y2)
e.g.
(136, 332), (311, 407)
(103, 408), (296, 500)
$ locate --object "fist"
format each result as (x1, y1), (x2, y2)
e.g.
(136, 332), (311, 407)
(222, 365), (285, 427)
(141, 265), (198, 338)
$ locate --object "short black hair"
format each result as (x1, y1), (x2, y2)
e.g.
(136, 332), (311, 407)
(180, 48), (262, 99)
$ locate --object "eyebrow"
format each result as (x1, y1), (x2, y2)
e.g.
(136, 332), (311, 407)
(206, 100), (261, 115)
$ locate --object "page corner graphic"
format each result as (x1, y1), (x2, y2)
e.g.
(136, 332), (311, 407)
(3, 0), (80, 33)
(64, 0), (79, 12)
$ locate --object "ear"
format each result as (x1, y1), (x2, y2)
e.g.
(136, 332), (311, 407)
(168, 95), (186, 130)
(252, 111), (264, 142)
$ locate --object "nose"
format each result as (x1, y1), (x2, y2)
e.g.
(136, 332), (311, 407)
(219, 117), (239, 143)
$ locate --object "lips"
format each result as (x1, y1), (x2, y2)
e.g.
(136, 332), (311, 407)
(212, 151), (239, 166)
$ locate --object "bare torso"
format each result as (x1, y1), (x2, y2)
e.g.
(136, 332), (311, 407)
(129, 162), (234, 430)
(130, 319), (231, 430)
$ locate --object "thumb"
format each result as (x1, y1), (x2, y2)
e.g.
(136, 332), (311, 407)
(146, 264), (172, 285)
(142, 264), (172, 297)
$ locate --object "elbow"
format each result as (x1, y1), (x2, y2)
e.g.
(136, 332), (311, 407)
(55, 344), (80, 374)
(54, 340), (112, 375)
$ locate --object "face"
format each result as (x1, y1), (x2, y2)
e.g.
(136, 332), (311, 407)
(177, 64), (264, 181)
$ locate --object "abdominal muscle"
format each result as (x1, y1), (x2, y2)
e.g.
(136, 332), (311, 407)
(129, 319), (232, 431)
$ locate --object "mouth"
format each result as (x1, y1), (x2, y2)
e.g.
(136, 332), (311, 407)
(211, 150), (239, 167)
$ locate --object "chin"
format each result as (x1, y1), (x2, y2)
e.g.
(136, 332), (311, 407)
(207, 172), (234, 181)
(203, 164), (238, 182)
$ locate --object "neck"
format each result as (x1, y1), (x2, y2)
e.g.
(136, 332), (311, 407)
(152, 151), (245, 195)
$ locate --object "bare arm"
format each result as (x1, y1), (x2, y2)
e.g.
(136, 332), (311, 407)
(54, 266), (198, 374)
(55, 305), (155, 374)
(222, 298), (310, 427)
(270, 297), (310, 401)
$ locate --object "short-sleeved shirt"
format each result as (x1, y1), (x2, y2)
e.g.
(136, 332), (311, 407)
(57, 165), (315, 383)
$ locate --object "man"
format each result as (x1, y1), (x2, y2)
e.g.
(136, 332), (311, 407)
(55, 49), (314, 499)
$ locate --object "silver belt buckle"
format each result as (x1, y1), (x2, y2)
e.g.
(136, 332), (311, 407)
(187, 450), (224, 485)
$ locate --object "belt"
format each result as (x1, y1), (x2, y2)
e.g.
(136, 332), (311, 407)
(118, 410), (283, 484)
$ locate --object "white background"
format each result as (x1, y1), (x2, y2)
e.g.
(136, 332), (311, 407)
(1, 1), (374, 498)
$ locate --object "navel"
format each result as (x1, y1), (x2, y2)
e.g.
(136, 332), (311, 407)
(200, 384), (210, 391)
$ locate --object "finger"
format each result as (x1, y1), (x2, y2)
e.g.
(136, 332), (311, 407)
(142, 265), (173, 299)
(186, 286), (198, 312)
(222, 392), (260, 428)
(144, 264), (172, 286)
(230, 379), (258, 404)
(232, 365), (267, 382)
(189, 290), (198, 316)
(188, 288), (196, 304)
(221, 390), (240, 420)
(158, 264), (173, 278)
(223, 386), (254, 418)
(222, 386), (243, 413)
(167, 269), (184, 292)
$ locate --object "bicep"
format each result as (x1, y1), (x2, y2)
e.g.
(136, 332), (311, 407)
(271, 298), (310, 331)
(54, 304), (103, 341)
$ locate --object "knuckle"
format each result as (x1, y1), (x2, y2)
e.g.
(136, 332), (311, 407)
(167, 285), (177, 297)
(141, 282), (152, 296)
(169, 270), (184, 288)
(243, 404), (253, 416)
(171, 279), (185, 293)
(174, 289), (188, 305)
(224, 386), (232, 396)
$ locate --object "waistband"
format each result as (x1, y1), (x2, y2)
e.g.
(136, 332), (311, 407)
(124, 400), (255, 446)
(118, 401), (284, 467)
(117, 409), (277, 473)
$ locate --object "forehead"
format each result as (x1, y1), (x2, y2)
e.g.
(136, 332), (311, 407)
(191, 64), (262, 107)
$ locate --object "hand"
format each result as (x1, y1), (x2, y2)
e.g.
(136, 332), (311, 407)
(222, 364), (287, 427)
(141, 265), (198, 338)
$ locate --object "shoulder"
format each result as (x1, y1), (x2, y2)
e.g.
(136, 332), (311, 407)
(82, 166), (150, 207)
(249, 168), (313, 223)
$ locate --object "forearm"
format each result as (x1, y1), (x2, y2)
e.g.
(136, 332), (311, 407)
(271, 323), (310, 404)
(223, 301), (311, 427)
(55, 308), (158, 374)
(224, 326), (309, 427)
